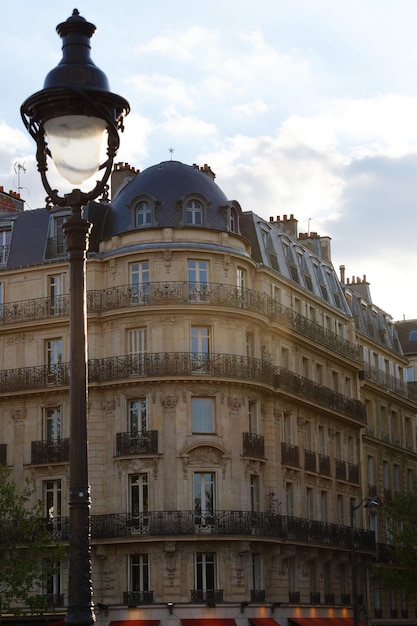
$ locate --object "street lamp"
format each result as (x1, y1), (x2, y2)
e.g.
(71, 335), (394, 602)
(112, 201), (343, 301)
(350, 498), (379, 626)
(21, 9), (129, 626)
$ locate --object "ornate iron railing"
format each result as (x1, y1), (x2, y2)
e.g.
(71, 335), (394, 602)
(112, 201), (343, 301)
(318, 453), (331, 476)
(123, 591), (154, 606)
(289, 591), (300, 604)
(0, 443), (6, 465)
(242, 432), (265, 459)
(281, 442), (299, 467)
(347, 462), (360, 484)
(0, 280), (360, 361)
(310, 592), (321, 604)
(190, 589), (223, 603)
(275, 366), (367, 422)
(251, 589), (266, 602)
(359, 363), (417, 403)
(335, 458), (347, 480)
(0, 355), (367, 423)
(31, 438), (70, 464)
(116, 431), (158, 456)
(304, 449), (316, 472)
(48, 510), (376, 550)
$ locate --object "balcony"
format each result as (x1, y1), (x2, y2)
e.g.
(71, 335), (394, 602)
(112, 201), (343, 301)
(335, 458), (346, 480)
(347, 462), (360, 484)
(318, 454), (331, 476)
(281, 442), (300, 467)
(324, 593), (335, 604)
(38, 594), (65, 608)
(46, 510), (376, 551)
(116, 431), (158, 456)
(310, 592), (320, 604)
(251, 589), (266, 602)
(359, 363), (417, 403)
(341, 593), (350, 604)
(274, 367), (367, 423)
(288, 591), (300, 604)
(243, 432), (265, 459)
(31, 438), (70, 464)
(123, 591), (153, 606)
(191, 589), (223, 604)
(304, 449), (316, 472)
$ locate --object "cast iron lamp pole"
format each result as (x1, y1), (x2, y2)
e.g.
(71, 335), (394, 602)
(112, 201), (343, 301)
(21, 9), (129, 626)
(350, 498), (379, 626)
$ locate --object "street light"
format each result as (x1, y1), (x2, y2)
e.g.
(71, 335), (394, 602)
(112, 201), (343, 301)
(21, 9), (129, 626)
(350, 498), (379, 626)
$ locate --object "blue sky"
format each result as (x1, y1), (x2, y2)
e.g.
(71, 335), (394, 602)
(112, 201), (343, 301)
(1, 0), (417, 320)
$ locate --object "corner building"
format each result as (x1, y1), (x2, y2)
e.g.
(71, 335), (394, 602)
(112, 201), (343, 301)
(1, 161), (416, 626)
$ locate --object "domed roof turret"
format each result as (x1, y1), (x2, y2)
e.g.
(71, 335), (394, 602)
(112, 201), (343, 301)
(102, 160), (232, 238)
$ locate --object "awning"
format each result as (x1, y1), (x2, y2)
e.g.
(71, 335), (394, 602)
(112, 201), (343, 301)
(110, 621), (159, 626)
(181, 620), (236, 626)
(249, 618), (281, 626)
(289, 618), (367, 626)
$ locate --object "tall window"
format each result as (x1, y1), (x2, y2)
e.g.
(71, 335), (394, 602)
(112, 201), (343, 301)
(306, 487), (314, 519)
(43, 559), (62, 605)
(237, 267), (245, 292)
(251, 554), (264, 595)
(248, 401), (259, 434)
(0, 281), (3, 317)
(195, 552), (216, 595)
(128, 328), (147, 355)
(191, 326), (210, 371)
(335, 431), (342, 459)
(250, 475), (260, 512)
(45, 406), (62, 441)
(48, 274), (65, 316)
(130, 261), (150, 304)
(337, 494), (344, 524)
(129, 554), (150, 592)
(305, 421), (313, 450)
(286, 482), (294, 516)
(320, 490), (328, 522)
(284, 412), (292, 444)
(192, 397), (213, 432)
(47, 216), (66, 258)
(128, 398), (147, 433)
(188, 260), (208, 301)
(44, 480), (62, 521)
(135, 200), (152, 227)
(129, 474), (149, 527)
(194, 472), (215, 522)
(186, 199), (203, 225)
(0, 228), (11, 265)
(46, 339), (63, 383)
(318, 425), (326, 455)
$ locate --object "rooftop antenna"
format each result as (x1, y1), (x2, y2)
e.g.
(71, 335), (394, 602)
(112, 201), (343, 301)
(169, 147), (174, 161)
(307, 217), (313, 235)
(14, 162), (29, 196)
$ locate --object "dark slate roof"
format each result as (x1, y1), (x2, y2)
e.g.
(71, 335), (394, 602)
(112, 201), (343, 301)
(396, 320), (417, 356)
(102, 160), (230, 238)
(6, 209), (50, 268)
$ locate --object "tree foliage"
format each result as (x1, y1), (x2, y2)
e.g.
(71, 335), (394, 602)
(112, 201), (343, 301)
(375, 485), (417, 597)
(0, 466), (65, 615)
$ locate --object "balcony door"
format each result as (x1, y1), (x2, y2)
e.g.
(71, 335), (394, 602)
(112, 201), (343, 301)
(129, 474), (149, 532)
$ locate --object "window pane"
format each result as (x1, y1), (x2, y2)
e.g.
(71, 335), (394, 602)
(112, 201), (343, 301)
(192, 398), (213, 432)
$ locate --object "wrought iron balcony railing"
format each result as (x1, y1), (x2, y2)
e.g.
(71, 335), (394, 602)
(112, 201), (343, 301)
(347, 462), (360, 484)
(281, 442), (299, 467)
(359, 362), (417, 403)
(318, 453), (331, 476)
(324, 593), (335, 605)
(335, 458), (346, 480)
(310, 592), (320, 604)
(0, 281), (360, 361)
(123, 590), (154, 606)
(243, 432), (265, 459)
(274, 366), (367, 422)
(304, 449), (316, 472)
(190, 589), (223, 603)
(116, 431), (158, 456)
(251, 589), (266, 602)
(47, 510), (376, 551)
(31, 438), (70, 464)
(0, 443), (6, 465)
(289, 591), (300, 604)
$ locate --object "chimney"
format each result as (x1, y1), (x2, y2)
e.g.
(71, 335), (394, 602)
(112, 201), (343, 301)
(339, 265), (345, 283)
(110, 162), (140, 200)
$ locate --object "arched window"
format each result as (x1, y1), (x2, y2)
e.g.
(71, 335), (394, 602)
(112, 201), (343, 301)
(135, 200), (152, 227)
(186, 199), (203, 225)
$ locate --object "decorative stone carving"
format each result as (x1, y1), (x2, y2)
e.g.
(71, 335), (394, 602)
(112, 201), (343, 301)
(161, 394), (178, 409)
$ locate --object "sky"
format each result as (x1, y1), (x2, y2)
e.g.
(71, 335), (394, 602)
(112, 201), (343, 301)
(1, 0), (417, 321)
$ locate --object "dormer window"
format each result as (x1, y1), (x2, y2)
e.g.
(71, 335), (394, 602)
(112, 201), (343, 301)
(0, 227), (11, 266)
(186, 199), (203, 225)
(135, 200), (152, 227)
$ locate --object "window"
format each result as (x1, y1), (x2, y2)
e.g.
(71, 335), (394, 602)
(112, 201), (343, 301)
(248, 401), (259, 434)
(129, 474), (149, 529)
(393, 464), (401, 492)
(250, 475), (260, 512)
(48, 274), (65, 316)
(194, 472), (215, 522)
(45, 406), (62, 441)
(306, 487), (314, 519)
(128, 328), (147, 355)
(335, 431), (342, 459)
(129, 554), (150, 592)
(192, 397), (214, 432)
(286, 482), (294, 516)
(281, 347), (290, 369)
(251, 554), (264, 595)
(316, 363), (323, 384)
(309, 560), (318, 594)
(186, 199), (203, 225)
(43, 559), (62, 605)
(305, 421), (313, 450)
(0, 228), (11, 265)
(407, 468), (414, 491)
(302, 356), (309, 378)
(368, 456), (375, 486)
(337, 494), (344, 524)
(237, 267), (245, 292)
(191, 326), (210, 371)
(188, 260), (208, 301)
(46, 338), (63, 382)
(229, 206), (239, 233)
(135, 200), (152, 227)
(128, 398), (147, 433)
(195, 552), (216, 595)
(130, 261), (150, 304)
(47, 216), (66, 259)
(284, 412), (292, 444)
(320, 491), (328, 522)
(44, 479), (62, 523)
(348, 436), (356, 464)
(0, 281), (3, 317)
(318, 425), (326, 455)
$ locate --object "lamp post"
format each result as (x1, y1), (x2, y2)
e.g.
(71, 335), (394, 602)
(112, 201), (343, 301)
(350, 498), (379, 626)
(21, 10), (129, 626)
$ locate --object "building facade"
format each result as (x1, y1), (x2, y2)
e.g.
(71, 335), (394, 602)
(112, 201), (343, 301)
(0, 160), (416, 626)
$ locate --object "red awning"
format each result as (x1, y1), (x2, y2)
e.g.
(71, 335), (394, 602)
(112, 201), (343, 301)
(181, 617), (236, 626)
(289, 619), (367, 626)
(249, 618), (281, 626)
(110, 621), (159, 626)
